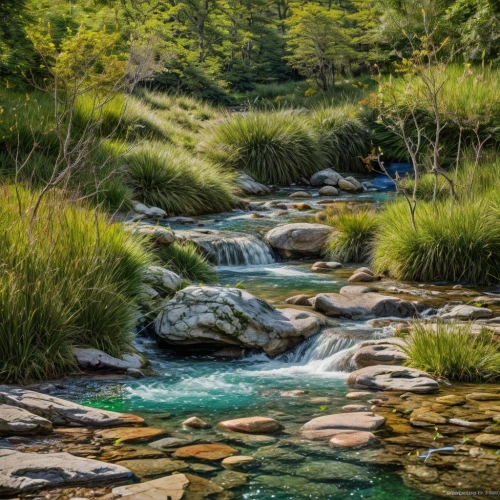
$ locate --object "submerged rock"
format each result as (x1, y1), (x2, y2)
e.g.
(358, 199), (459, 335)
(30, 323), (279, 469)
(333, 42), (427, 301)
(313, 292), (419, 319)
(311, 261), (342, 272)
(289, 191), (312, 199)
(318, 185), (339, 196)
(183, 416), (210, 429)
(113, 473), (224, 500)
(329, 431), (377, 448)
(0, 449), (132, 495)
(347, 365), (439, 394)
(285, 294), (314, 306)
(0, 405), (52, 436)
(264, 223), (333, 257)
(222, 455), (260, 470)
(117, 457), (189, 479)
(348, 271), (378, 283)
(155, 286), (321, 356)
(218, 416), (283, 434)
(0, 387), (144, 427)
(98, 426), (166, 444)
(173, 444), (237, 461)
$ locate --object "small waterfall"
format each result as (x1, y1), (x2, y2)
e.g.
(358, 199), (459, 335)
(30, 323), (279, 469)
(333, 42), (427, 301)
(208, 235), (275, 266)
(279, 331), (364, 373)
(174, 230), (276, 266)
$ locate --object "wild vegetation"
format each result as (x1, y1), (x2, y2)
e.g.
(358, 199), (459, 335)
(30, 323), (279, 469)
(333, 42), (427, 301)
(404, 322), (500, 382)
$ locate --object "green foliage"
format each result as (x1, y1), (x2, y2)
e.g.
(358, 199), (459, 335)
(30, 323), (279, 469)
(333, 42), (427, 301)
(158, 242), (217, 284)
(324, 205), (378, 263)
(126, 142), (236, 215)
(310, 105), (370, 172)
(404, 322), (500, 381)
(203, 111), (326, 185)
(373, 199), (500, 284)
(0, 185), (152, 383)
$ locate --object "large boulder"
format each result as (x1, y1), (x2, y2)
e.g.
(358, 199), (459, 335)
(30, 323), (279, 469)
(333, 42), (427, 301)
(0, 387), (144, 427)
(0, 405), (52, 436)
(313, 292), (419, 319)
(347, 365), (439, 393)
(155, 287), (322, 356)
(310, 168), (343, 187)
(236, 173), (272, 195)
(264, 223), (333, 257)
(0, 450), (133, 495)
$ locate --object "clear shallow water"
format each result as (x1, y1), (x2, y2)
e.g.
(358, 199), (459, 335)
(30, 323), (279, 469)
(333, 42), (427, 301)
(79, 334), (433, 500)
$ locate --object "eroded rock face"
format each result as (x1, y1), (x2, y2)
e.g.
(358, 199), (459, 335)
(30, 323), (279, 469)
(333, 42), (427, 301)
(0, 387), (144, 427)
(73, 348), (147, 372)
(0, 405), (52, 436)
(155, 287), (321, 356)
(264, 223), (333, 257)
(313, 292), (419, 319)
(0, 449), (133, 495)
(347, 365), (439, 394)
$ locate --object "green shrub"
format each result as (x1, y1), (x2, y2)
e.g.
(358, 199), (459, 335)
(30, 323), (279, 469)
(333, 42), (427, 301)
(373, 200), (500, 284)
(126, 142), (236, 215)
(404, 322), (500, 382)
(0, 186), (151, 383)
(158, 241), (217, 284)
(399, 173), (450, 202)
(203, 111), (325, 185)
(325, 207), (378, 263)
(310, 105), (370, 173)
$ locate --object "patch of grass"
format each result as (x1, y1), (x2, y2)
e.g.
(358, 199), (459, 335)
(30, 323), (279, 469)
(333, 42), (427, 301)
(404, 322), (500, 382)
(373, 199), (500, 284)
(158, 241), (217, 284)
(126, 142), (236, 215)
(0, 185), (152, 383)
(202, 111), (326, 185)
(310, 105), (370, 173)
(325, 206), (378, 263)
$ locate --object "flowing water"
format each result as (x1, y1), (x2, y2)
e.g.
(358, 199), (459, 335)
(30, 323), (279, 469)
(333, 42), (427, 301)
(76, 182), (440, 499)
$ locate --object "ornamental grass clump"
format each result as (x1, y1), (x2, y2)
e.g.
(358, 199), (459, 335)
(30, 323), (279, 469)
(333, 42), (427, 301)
(310, 105), (370, 173)
(404, 322), (500, 382)
(202, 111), (326, 185)
(0, 186), (151, 383)
(126, 142), (236, 215)
(157, 241), (217, 284)
(373, 199), (500, 284)
(324, 205), (378, 263)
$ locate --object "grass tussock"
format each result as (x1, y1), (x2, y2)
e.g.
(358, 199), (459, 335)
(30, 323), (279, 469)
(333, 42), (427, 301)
(310, 105), (370, 173)
(373, 199), (500, 284)
(404, 322), (500, 382)
(126, 142), (236, 215)
(202, 111), (326, 185)
(158, 241), (217, 284)
(0, 186), (151, 383)
(324, 204), (378, 263)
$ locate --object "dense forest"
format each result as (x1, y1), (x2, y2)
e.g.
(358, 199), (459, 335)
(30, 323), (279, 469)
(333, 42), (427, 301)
(2, 0), (500, 99)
